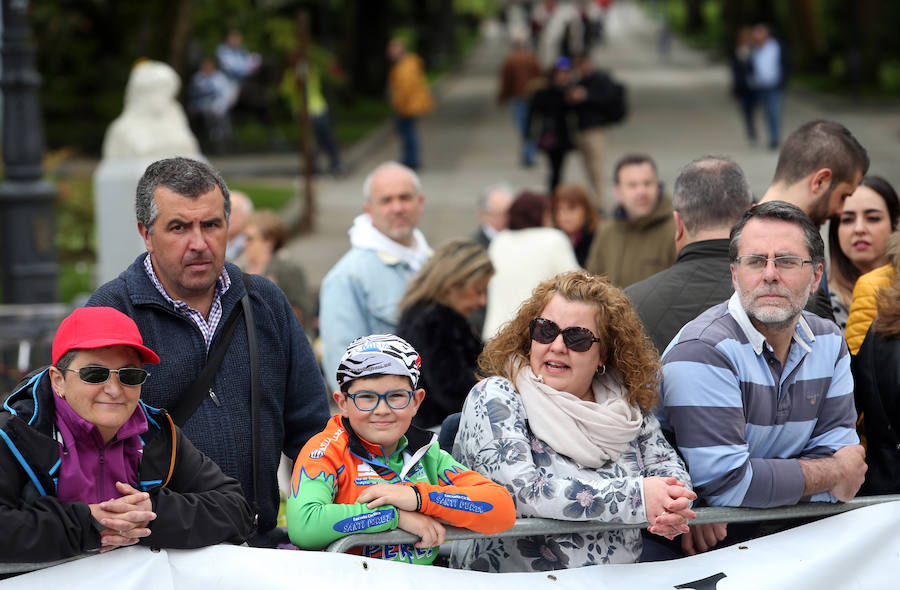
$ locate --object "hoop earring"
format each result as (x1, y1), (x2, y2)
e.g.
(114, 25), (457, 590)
(596, 364), (606, 376)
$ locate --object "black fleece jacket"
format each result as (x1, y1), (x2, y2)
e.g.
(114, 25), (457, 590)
(0, 370), (255, 563)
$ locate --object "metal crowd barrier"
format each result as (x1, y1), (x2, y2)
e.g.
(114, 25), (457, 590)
(1, 554), (88, 576)
(324, 494), (900, 553)
(3, 495), (898, 575)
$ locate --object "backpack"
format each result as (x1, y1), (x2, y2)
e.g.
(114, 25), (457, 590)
(604, 79), (627, 124)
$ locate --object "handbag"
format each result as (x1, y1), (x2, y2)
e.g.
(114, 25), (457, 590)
(538, 128), (558, 150)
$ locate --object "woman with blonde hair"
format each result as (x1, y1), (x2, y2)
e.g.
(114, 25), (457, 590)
(242, 210), (315, 326)
(242, 210), (288, 275)
(450, 270), (694, 572)
(397, 238), (494, 430)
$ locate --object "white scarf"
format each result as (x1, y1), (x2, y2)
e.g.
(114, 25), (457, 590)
(513, 360), (643, 468)
(348, 214), (431, 272)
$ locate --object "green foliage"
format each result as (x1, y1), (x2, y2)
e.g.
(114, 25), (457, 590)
(644, 0), (900, 96)
(878, 61), (900, 94)
(54, 174), (95, 303)
(653, 0), (724, 53)
(454, 0), (497, 18)
(228, 182), (296, 212)
(33, 0), (486, 154)
(332, 98), (393, 146)
(60, 261), (95, 305)
(55, 176), (94, 263)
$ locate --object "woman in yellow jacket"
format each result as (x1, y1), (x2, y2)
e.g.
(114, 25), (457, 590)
(847, 261), (895, 355)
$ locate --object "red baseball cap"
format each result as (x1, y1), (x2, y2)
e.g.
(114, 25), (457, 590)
(52, 307), (160, 365)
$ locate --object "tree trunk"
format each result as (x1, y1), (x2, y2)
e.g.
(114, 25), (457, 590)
(168, 0), (194, 78)
(347, 0), (392, 96)
(787, 0), (826, 70)
(683, 0), (704, 36)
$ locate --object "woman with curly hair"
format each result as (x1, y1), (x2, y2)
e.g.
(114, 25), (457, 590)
(450, 270), (695, 572)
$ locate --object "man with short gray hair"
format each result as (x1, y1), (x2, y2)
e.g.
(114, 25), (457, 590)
(225, 190), (254, 260)
(625, 155), (753, 352)
(88, 156), (330, 546)
(659, 200), (865, 555)
(319, 161), (431, 392)
(472, 182), (514, 248)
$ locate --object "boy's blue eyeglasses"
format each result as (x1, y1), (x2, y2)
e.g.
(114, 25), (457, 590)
(345, 389), (414, 411)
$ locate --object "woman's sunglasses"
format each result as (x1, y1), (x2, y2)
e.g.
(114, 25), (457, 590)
(63, 366), (150, 386)
(529, 317), (600, 353)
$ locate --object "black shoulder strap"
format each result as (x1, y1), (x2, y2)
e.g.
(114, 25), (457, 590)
(169, 287), (246, 427)
(241, 273), (260, 506)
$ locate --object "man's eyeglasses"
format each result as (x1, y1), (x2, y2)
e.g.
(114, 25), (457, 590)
(63, 366), (150, 386)
(529, 317), (600, 353)
(345, 389), (414, 411)
(734, 255), (812, 273)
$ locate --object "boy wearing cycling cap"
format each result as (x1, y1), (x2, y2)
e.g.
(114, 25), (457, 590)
(286, 334), (514, 562)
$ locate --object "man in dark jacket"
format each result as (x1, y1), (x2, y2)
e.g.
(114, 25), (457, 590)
(569, 53), (625, 214)
(625, 156), (753, 354)
(86, 157), (330, 546)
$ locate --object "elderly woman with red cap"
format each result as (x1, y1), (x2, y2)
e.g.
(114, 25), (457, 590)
(0, 307), (255, 563)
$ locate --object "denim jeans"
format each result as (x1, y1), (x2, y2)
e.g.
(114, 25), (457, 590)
(312, 111), (340, 172)
(512, 98), (536, 165)
(757, 86), (784, 148)
(394, 116), (421, 169)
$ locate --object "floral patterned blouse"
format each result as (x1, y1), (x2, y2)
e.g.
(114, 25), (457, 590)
(449, 376), (691, 572)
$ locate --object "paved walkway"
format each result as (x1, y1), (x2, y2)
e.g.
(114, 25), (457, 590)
(215, 1), (900, 290)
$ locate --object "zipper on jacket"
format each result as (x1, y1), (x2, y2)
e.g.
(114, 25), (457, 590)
(98, 449), (105, 503)
(209, 389), (221, 407)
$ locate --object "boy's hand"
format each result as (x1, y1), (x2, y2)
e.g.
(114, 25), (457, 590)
(397, 510), (445, 548)
(357, 483), (418, 512)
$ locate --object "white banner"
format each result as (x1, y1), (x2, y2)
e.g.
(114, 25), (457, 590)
(4, 502), (899, 589)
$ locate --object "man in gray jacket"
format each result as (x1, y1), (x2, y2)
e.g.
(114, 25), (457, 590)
(625, 155), (753, 353)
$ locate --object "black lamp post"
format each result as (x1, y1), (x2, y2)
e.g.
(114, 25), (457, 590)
(0, 0), (58, 303)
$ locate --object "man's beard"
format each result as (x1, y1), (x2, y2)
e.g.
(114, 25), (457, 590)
(807, 187), (835, 226)
(739, 283), (811, 330)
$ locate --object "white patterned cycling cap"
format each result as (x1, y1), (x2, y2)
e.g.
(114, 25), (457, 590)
(336, 334), (422, 390)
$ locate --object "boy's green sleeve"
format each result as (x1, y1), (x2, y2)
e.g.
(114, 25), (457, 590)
(286, 463), (399, 549)
(412, 446), (516, 535)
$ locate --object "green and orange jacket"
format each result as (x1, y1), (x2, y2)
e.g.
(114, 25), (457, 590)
(286, 414), (515, 563)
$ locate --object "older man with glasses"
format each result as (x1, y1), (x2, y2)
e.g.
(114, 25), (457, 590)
(657, 201), (866, 557)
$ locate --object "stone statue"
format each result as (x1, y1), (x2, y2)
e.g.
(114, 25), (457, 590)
(94, 60), (205, 286)
(101, 60), (201, 159)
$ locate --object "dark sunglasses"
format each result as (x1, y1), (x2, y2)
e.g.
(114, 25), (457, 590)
(529, 317), (600, 353)
(63, 366), (150, 386)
